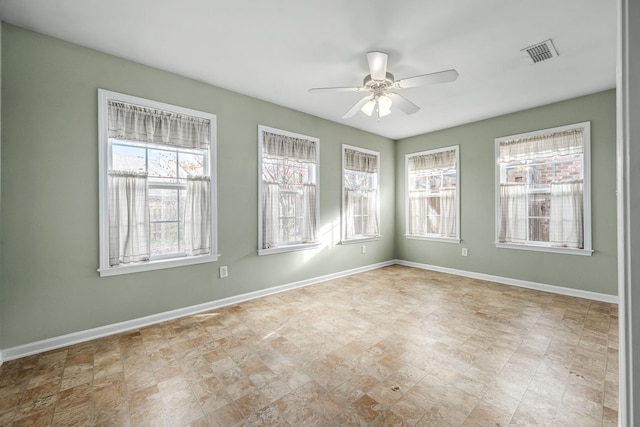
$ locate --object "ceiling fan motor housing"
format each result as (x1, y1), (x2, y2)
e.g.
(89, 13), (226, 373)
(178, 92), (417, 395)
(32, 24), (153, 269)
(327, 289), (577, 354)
(363, 72), (396, 93)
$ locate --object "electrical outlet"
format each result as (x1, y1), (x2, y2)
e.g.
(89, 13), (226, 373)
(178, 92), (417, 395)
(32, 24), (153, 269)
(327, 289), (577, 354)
(361, 245), (367, 254)
(219, 266), (228, 278)
(461, 248), (468, 257)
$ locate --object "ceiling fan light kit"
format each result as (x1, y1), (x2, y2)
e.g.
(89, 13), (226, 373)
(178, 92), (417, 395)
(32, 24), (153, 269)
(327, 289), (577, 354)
(309, 51), (459, 120)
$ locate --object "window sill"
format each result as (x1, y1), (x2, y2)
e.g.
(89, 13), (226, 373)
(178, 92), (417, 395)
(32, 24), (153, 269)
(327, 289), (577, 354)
(495, 243), (593, 256)
(99, 253), (220, 277)
(341, 236), (381, 245)
(405, 235), (461, 244)
(258, 242), (322, 256)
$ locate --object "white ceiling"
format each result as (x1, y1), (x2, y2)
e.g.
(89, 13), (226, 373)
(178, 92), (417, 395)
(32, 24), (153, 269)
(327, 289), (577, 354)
(0, 0), (616, 140)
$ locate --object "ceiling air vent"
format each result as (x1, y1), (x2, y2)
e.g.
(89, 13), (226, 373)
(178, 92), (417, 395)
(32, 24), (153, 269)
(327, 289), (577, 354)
(521, 39), (558, 63)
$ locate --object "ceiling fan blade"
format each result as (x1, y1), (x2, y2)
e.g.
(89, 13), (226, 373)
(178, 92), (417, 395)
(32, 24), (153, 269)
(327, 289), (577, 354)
(396, 69), (459, 89)
(308, 86), (363, 93)
(342, 95), (372, 119)
(388, 93), (420, 115)
(367, 51), (388, 81)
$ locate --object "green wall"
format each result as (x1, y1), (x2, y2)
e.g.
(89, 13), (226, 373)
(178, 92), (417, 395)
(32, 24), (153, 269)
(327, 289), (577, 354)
(395, 90), (617, 295)
(0, 24), (617, 351)
(0, 25), (395, 349)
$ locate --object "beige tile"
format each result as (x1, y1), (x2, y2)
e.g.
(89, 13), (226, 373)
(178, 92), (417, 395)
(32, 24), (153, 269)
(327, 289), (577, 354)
(0, 266), (617, 426)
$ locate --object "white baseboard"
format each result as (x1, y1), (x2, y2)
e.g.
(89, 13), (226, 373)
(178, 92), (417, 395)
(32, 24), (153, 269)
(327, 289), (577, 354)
(395, 259), (619, 304)
(1, 258), (617, 361)
(0, 260), (395, 362)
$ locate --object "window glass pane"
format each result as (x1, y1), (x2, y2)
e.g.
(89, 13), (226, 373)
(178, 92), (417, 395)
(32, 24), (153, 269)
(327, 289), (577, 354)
(505, 165), (528, 183)
(428, 174), (442, 191)
(528, 217), (549, 242)
(112, 143), (146, 172)
(442, 172), (457, 188)
(527, 163), (553, 187)
(409, 173), (426, 191)
(345, 170), (374, 191)
(426, 196), (440, 234)
(263, 158), (310, 185)
(148, 149), (178, 181)
(554, 155), (583, 182)
(179, 152), (205, 178)
(149, 188), (181, 256)
(149, 188), (179, 221)
(278, 190), (302, 244)
(529, 193), (550, 218)
(150, 222), (179, 256)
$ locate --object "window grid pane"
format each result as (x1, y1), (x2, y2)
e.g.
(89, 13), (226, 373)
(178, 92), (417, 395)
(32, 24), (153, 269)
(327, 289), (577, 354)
(278, 190), (303, 244)
(260, 129), (318, 251)
(497, 123), (587, 250)
(406, 147), (458, 240)
(110, 139), (207, 259)
(343, 159), (379, 240)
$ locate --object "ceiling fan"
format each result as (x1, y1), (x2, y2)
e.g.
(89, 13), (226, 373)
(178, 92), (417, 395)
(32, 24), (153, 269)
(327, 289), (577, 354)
(308, 51), (459, 120)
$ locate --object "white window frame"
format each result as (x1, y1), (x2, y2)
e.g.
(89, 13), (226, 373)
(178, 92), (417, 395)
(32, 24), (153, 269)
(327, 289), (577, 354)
(341, 144), (381, 244)
(258, 125), (320, 255)
(405, 145), (461, 243)
(98, 89), (218, 277)
(494, 121), (592, 256)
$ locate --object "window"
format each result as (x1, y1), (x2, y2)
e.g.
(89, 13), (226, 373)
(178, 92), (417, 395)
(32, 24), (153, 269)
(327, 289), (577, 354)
(98, 89), (218, 276)
(406, 146), (460, 241)
(342, 145), (380, 242)
(258, 125), (319, 255)
(495, 122), (591, 255)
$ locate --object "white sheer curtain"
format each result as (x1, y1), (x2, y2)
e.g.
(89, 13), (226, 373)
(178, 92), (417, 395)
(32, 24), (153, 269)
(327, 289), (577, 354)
(108, 171), (150, 266)
(262, 182), (280, 249)
(108, 101), (210, 149)
(498, 128), (583, 163)
(262, 131), (316, 162)
(344, 149), (378, 173)
(184, 176), (211, 256)
(550, 181), (584, 248)
(408, 149), (456, 172)
(365, 189), (379, 236)
(439, 187), (456, 237)
(498, 184), (527, 243)
(302, 184), (317, 243)
(345, 190), (356, 239)
(408, 191), (427, 235)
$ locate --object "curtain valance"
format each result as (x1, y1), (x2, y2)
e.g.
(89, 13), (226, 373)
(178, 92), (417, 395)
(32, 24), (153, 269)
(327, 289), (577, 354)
(498, 128), (583, 163)
(262, 131), (316, 163)
(408, 149), (457, 172)
(344, 149), (378, 173)
(108, 101), (210, 149)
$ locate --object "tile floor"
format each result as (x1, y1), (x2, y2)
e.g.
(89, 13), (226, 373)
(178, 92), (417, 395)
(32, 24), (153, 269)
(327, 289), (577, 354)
(0, 265), (618, 426)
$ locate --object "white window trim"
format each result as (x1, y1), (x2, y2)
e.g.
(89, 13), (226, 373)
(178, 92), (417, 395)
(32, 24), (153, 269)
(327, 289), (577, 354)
(404, 235), (460, 244)
(340, 237), (381, 245)
(405, 145), (461, 242)
(341, 144), (381, 244)
(97, 89), (219, 277)
(494, 121), (592, 256)
(257, 125), (320, 256)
